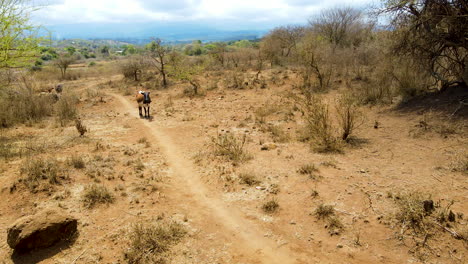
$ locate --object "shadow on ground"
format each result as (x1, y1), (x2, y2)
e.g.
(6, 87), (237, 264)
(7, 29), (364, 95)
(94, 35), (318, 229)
(394, 85), (468, 119)
(11, 231), (79, 264)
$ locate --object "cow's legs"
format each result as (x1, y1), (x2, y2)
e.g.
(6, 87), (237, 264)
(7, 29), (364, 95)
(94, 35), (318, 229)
(139, 106), (142, 117)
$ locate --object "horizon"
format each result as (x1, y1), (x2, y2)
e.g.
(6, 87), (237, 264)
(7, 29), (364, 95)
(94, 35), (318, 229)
(32, 0), (379, 41)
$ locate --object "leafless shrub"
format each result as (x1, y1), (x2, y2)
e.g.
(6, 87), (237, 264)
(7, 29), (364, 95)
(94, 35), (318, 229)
(335, 93), (363, 141)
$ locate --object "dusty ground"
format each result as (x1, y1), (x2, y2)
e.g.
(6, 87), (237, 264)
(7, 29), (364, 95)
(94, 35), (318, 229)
(0, 69), (466, 264)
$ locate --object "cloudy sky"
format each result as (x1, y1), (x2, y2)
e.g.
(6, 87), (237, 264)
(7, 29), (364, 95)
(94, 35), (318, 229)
(32, 0), (378, 29)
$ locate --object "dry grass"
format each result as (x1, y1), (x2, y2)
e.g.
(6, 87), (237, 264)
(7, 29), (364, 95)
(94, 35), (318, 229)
(67, 154), (86, 169)
(124, 221), (186, 264)
(298, 164), (319, 179)
(449, 152), (468, 174)
(0, 86), (54, 128)
(298, 95), (343, 153)
(314, 204), (335, 219)
(82, 184), (115, 208)
(56, 94), (79, 126)
(211, 133), (251, 163)
(262, 199), (279, 213)
(239, 172), (261, 186)
(314, 204), (344, 235)
(20, 157), (64, 191)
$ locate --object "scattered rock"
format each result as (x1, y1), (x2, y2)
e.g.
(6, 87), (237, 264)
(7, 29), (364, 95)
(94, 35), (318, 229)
(7, 209), (77, 252)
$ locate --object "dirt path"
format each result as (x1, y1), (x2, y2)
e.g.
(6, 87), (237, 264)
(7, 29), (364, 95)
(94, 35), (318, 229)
(112, 93), (306, 264)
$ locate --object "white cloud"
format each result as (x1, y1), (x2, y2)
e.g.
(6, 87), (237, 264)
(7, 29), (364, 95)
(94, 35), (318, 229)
(32, 0), (378, 26)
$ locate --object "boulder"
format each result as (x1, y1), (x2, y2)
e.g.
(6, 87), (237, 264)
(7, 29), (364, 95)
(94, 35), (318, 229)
(7, 209), (77, 252)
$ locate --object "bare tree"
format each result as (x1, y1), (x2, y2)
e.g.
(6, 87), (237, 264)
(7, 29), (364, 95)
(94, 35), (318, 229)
(147, 38), (169, 87)
(310, 7), (372, 48)
(260, 25), (306, 65)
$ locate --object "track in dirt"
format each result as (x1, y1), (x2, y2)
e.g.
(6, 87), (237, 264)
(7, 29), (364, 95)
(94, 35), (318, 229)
(112, 93), (304, 264)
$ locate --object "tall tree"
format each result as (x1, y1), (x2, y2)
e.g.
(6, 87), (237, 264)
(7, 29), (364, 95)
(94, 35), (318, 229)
(382, 0), (468, 89)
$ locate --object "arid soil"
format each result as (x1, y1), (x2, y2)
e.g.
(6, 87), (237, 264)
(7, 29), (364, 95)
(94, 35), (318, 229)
(0, 70), (466, 264)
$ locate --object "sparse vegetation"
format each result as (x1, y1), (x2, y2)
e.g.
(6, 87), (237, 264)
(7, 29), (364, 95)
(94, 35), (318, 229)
(262, 199), (279, 213)
(314, 204), (344, 235)
(82, 184), (114, 208)
(124, 221), (186, 264)
(298, 164), (319, 178)
(239, 172), (261, 186)
(20, 157), (64, 191)
(314, 204), (335, 219)
(211, 133), (251, 163)
(67, 154), (85, 169)
(56, 94), (79, 126)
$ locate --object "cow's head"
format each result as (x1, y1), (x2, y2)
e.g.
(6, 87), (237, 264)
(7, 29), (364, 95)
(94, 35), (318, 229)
(143, 91), (151, 104)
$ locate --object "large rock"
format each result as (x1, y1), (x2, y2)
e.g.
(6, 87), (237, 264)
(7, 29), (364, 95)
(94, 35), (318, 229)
(7, 209), (77, 252)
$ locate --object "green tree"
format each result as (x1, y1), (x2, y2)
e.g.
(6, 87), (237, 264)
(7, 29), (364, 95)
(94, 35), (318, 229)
(100, 45), (110, 56)
(66, 46), (76, 55)
(0, 0), (41, 70)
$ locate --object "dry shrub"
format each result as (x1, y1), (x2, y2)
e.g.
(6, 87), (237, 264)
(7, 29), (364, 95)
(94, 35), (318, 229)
(211, 133), (251, 163)
(56, 94), (79, 126)
(239, 172), (261, 186)
(120, 56), (146, 81)
(300, 95), (342, 153)
(314, 204), (344, 235)
(298, 164), (319, 179)
(353, 61), (394, 105)
(262, 199), (279, 213)
(0, 86), (54, 128)
(314, 204), (335, 219)
(82, 184), (114, 208)
(449, 152), (468, 174)
(335, 93), (363, 141)
(67, 154), (85, 169)
(124, 221), (186, 264)
(264, 124), (290, 143)
(20, 157), (64, 192)
(254, 104), (279, 124)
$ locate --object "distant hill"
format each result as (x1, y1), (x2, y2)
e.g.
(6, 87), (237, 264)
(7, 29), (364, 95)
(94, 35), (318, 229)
(43, 22), (268, 44)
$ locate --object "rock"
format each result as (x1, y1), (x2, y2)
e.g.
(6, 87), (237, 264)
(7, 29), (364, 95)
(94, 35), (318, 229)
(7, 209), (77, 252)
(261, 143), (277, 151)
(423, 200), (434, 214)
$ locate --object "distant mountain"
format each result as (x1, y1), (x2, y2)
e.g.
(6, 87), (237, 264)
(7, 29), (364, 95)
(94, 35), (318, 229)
(42, 22), (268, 43)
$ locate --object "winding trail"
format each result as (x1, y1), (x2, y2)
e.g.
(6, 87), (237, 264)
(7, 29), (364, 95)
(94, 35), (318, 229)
(112, 93), (303, 264)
